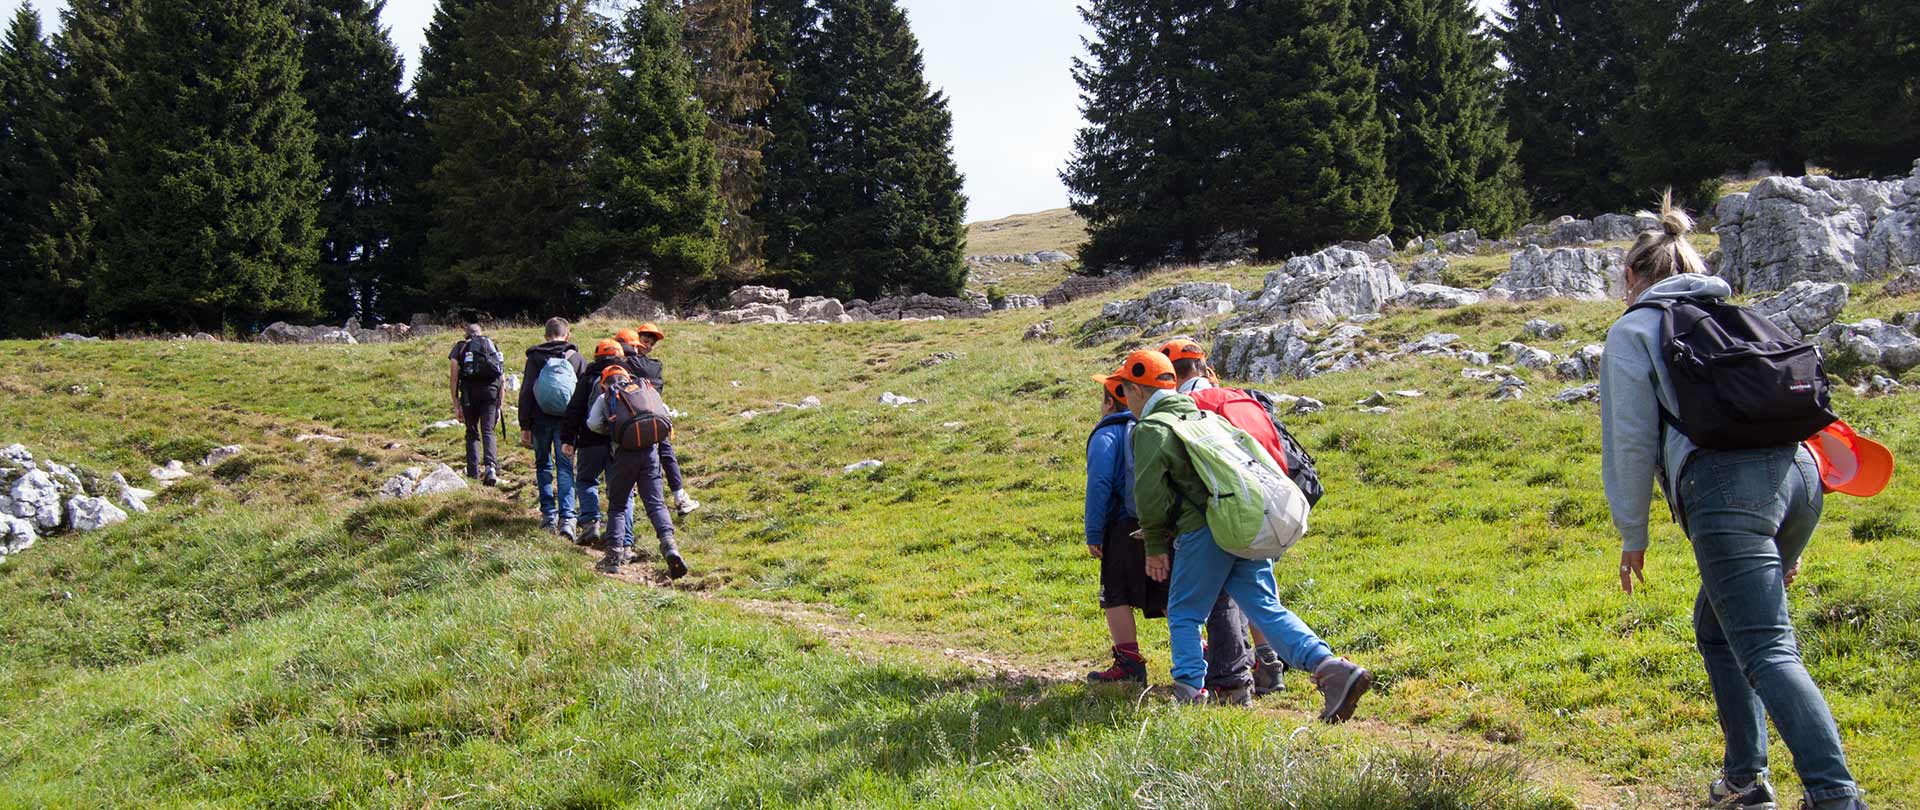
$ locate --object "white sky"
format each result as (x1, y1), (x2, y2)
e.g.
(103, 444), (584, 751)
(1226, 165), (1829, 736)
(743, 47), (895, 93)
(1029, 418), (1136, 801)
(6, 0), (1505, 222)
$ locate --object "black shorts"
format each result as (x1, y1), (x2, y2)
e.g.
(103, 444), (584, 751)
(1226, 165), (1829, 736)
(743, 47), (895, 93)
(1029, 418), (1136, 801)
(1097, 516), (1169, 618)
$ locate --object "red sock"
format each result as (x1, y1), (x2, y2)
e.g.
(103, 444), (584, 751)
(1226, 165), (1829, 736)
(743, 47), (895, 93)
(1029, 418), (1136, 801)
(1114, 642), (1142, 660)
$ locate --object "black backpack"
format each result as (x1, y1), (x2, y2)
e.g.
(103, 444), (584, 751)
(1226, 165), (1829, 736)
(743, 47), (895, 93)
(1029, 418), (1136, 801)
(458, 336), (505, 384)
(1629, 298), (1837, 450)
(1243, 388), (1326, 507)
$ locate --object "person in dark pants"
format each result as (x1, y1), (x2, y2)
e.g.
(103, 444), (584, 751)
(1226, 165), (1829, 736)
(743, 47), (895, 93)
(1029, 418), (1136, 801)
(519, 317), (584, 537)
(448, 322), (505, 485)
(586, 365), (686, 579)
(561, 339), (628, 547)
(616, 324), (699, 515)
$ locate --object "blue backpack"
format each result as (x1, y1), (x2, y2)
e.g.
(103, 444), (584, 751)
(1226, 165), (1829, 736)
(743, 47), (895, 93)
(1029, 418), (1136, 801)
(533, 354), (577, 416)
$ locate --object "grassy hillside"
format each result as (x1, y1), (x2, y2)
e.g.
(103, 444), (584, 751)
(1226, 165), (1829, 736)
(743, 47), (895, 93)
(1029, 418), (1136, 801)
(964, 208), (1087, 257)
(2, 257), (1917, 807)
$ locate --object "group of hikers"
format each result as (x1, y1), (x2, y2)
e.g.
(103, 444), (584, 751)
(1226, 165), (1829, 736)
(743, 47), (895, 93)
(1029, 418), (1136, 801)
(446, 317), (697, 578)
(1079, 196), (1888, 809)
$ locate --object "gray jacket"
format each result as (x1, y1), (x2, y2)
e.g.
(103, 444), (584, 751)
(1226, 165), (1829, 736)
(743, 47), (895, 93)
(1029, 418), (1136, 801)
(1600, 274), (1729, 551)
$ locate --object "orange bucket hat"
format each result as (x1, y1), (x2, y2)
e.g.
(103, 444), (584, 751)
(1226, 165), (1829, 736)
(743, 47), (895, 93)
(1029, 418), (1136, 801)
(1112, 349), (1177, 390)
(593, 338), (623, 358)
(1804, 420), (1894, 497)
(1161, 338), (1206, 362)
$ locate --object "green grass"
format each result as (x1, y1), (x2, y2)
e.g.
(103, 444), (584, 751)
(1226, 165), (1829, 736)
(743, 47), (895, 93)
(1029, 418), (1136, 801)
(1, 253), (1916, 806)
(965, 207), (1087, 257)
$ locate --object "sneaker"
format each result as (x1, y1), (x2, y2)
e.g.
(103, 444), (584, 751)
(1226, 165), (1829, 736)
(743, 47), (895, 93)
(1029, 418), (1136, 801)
(482, 466), (499, 487)
(575, 521), (599, 546)
(1086, 647), (1148, 684)
(540, 518), (558, 534)
(1171, 682), (1209, 705)
(1253, 648), (1286, 696)
(595, 546), (632, 573)
(1210, 684), (1254, 707)
(559, 520), (577, 542)
(1710, 774), (1777, 809)
(675, 489), (700, 515)
(1311, 657), (1373, 724)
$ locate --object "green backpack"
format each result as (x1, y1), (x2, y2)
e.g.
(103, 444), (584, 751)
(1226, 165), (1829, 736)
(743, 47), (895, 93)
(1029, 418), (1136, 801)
(1144, 408), (1310, 560)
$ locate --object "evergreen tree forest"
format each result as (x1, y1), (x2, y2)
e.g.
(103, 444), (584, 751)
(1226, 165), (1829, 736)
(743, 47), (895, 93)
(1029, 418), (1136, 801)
(0, 0), (965, 336)
(1069, 0), (1920, 270)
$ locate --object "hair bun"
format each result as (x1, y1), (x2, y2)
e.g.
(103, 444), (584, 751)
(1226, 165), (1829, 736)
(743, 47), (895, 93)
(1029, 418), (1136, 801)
(1658, 188), (1693, 237)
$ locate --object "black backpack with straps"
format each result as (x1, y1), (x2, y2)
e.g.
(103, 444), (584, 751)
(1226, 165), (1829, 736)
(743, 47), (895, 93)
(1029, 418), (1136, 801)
(1242, 388), (1326, 507)
(1628, 297), (1837, 450)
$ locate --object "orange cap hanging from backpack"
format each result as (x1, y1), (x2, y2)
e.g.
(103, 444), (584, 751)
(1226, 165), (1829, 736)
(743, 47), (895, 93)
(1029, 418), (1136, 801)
(1804, 420), (1894, 497)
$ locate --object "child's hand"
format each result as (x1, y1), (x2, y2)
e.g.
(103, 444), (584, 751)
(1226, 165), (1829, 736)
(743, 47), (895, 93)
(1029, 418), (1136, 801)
(1088, 544), (1103, 559)
(1145, 554), (1170, 582)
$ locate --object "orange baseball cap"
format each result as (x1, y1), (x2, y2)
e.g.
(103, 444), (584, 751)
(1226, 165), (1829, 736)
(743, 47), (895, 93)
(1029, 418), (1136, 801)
(1089, 373), (1127, 403)
(593, 339), (623, 358)
(1805, 420), (1894, 497)
(1112, 349), (1177, 390)
(1161, 338), (1206, 362)
(600, 364), (631, 382)
(635, 322), (665, 340)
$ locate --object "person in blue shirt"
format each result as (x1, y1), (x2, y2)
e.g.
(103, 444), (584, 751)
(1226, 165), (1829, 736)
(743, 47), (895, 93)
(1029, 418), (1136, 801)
(1083, 373), (1162, 683)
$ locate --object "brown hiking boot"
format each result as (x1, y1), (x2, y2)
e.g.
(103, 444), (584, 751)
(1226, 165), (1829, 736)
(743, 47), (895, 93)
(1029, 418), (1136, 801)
(1311, 657), (1372, 723)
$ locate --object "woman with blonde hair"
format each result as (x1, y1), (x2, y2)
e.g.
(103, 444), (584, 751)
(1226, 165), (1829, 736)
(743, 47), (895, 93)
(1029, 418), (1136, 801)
(1600, 192), (1866, 810)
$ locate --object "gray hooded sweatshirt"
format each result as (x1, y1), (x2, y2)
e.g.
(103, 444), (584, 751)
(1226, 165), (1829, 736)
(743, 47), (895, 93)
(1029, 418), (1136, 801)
(1600, 273), (1731, 552)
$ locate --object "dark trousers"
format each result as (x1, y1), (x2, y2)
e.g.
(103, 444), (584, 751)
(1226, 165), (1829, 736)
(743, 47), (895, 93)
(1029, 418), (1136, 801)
(606, 446), (675, 551)
(657, 438), (684, 492)
(460, 385), (499, 478)
(574, 444), (610, 527)
(1204, 594), (1253, 691)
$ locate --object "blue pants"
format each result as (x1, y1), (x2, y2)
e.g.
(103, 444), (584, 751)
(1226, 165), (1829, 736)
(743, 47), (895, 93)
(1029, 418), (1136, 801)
(1681, 446), (1857, 803)
(606, 447), (674, 551)
(530, 421), (575, 523)
(658, 438), (683, 492)
(1166, 525), (1332, 690)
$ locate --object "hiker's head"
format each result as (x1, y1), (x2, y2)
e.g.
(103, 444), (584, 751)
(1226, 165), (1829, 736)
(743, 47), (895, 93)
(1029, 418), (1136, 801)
(464, 323), (483, 338)
(1161, 339), (1208, 381)
(1623, 189), (1708, 307)
(593, 339), (623, 360)
(600, 365), (630, 384)
(1113, 349), (1176, 417)
(614, 328), (642, 354)
(545, 317), (570, 340)
(1091, 374), (1128, 415)
(633, 322), (664, 353)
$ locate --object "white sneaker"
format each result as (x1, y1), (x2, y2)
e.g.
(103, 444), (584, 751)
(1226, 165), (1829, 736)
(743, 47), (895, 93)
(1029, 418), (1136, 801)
(675, 489), (700, 515)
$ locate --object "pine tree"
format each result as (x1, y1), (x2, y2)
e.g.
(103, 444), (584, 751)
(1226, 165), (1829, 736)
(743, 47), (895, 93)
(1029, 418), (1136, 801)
(1798, 0), (1920, 177)
(43, 0), (139, 329)
(760, 0), (966, 299)
(296, 0), (414, 324)
(1360, 0), (1526, 239)
(1212, 0), (1393, 261)
(0, 8), (68, 337)
(92, 0), (323, 332)
(578, 0), (725, 306)
(1495, 0), (1639, 216)
(752, 0), (823, 279)
(1063, 0), (1229, 271)
(423, 0), (605, 317)
(678, 0), (772, 278)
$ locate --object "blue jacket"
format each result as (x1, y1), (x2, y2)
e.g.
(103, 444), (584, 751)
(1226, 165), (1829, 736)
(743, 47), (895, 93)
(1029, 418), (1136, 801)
(1084, 411), (1137, 546)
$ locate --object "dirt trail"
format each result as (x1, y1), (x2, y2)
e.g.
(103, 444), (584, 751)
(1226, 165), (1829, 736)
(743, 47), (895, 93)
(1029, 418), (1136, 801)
(580, 544), (1684, 810)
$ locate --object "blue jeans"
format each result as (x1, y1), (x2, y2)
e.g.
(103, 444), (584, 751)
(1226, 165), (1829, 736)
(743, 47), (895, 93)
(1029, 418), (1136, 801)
(1681, 446), (1858, 803)
(606, 447), (674, 551)
(531, 421), (575, 523)
(658, 438), (683, 492)
(1166, 526), (1332, 689)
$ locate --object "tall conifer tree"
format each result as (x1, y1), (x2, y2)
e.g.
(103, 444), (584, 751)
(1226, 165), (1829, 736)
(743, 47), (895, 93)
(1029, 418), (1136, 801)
(1797, 0), (1920, 177)
(1360, 0), (1525, 239)
(579, 0), (725, 306)
(752, 0), (822, 279)
(1495, 0), (1638, 216)
(296, 0), (414, 323)
(422, 0), (604, 317)
(92, 0), (322, 332)
(43, 0), (139, 326)
(0, 8), (68, 337)
(679, 0), (772, 277)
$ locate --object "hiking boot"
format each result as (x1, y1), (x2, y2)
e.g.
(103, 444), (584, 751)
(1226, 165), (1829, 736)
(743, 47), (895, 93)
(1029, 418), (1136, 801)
(1210, 683), (1254, 707)
(482, 466), (499, 487)
(1170, 682), (1209, 705)
(540, 518), (558, 535)
(1311, 657), (1373, 724)
(675, 489), (700, 515)
(575, 521), (599, 546)
(1253, 647), (1286, 696)
(1798, 796), (1868, 810)
(595, 546), (632, 573)
(661, 544), (689, 580)
(558, 519), (577, 542)
(1086, 647), (1147, 684)
(1709, 774), (1777, 809)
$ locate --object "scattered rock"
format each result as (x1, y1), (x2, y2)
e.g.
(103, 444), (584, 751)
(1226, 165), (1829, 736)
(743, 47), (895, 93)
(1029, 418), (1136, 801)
(1398, 332), (1462, 357)
(294, 434), (345, 444)
(1389, 284), (1483, 310)
(919, 352), (962, 368)
(1552, 384), (1602, 403)
(8, 471), (63, 530)
(1360, 406), (1392, 415)
(1235, 247), (1409, 325)
(728, 285), (790, 308)
(55, 333), (100, 342)
(1492, 376), (1528, 401)
(112, 472), (153, 515)
(1405, 255), (1450, 284)
(379, 464), (468, 499)
(1022, 320), (1056, 342)
(879, 392), (922, 407)
(1751, 281), (1850, 340)
(2, 514), (35, 554)
(1461, 351), (1492, 366)
(1554, 345), (1607, 381)
(1817, 319), (1920, 376)
(1356, 391), (1390, 407)
(1290, 397), (1325, 415)
(65, 495), (127, 532)
(1594, 213), (1661, 241)
(1338, 234), (1395, 259)
(426, 420), (461, 430)
(1096, 282), (1243, 332)
(1860, 375), (1905, 397)
(1488, 246), (1623, 301)
(1523, 319), (1566, 341)
(1499, 342), (1556, 371)
(712, 302), (792, 325)
(1439, 229), (1480, 254)
(842, 460), (885, 475)
(150, 460), (192, 486)
(1885, 269), (1920, 298)
(201, 445), (244, 467)
(994, 294), (1043, 311)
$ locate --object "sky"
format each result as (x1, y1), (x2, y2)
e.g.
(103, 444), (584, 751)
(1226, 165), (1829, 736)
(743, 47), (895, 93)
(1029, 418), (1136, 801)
(4, 0), (1505, 222)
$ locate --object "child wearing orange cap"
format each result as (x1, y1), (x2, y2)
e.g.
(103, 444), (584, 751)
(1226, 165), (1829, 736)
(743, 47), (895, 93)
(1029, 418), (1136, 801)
(560, 338), (632, 546)
(1082, 374), (1162, 683)
(619, 324), (699, 516)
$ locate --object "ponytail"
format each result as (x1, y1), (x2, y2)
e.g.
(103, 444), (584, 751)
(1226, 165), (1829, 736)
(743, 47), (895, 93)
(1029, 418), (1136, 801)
(1624, 188), (1709, 286)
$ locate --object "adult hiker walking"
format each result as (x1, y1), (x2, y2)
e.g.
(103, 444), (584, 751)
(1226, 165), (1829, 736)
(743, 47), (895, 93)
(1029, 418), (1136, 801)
(1602, 194), (1872, 810)
(448, 319), (506, 485)
(618, 324), (699, 515)
(561, 339), (629, 547)
(520, 318), (585, 538)
(1115, 349), (1370, 717)
(587, 364), (687, 579)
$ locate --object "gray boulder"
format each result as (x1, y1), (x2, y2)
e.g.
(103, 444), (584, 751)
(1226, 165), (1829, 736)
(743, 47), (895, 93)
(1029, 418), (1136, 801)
(312, 329), (357, 345)
(1523, 319), (1566, 340)
(1489, 246), (1623, 301)
(2, 514), (35, 554)
(9, 470), (63, 530)
(1553, 384), (1602, 403)
(1750, 281), (1850, 340)
(66, 496), (128, 532)
(1716, 168), (1917, 292)
(202, 445), (244, 467)
(150, 460), (191, 486)
(1594, 213), (1661, 241)
(1236, 247), (1407, 325)
(1034, 250), (1074, 263)
(1546, 216), (1598, 246)
(1499, 341), (1556, 371)
(1338, 234), (1395, 259)
(996, 293), (1042, 310)
(711, 303), (792, 325)
(112, 472), (153, 515)
(1405, 255), (1449, 284)
(728, 285), (791, 308)
(1554, 345), (1607, 381)
(1885, 269), (1920, 298)
(789, 296), (849, 323)
(1211, 321), (1316, 382)
(1388, 284), (1482, 310)
(379, 464), (469, 499)
(259, 322), (314, 344)
(1022, 320), (1055, 342)
(592, 291), (671, 321)
(1817, 319), (1920, 376)
(1439, 229), (1480, 254)
(1397, 333), (1462, 357)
